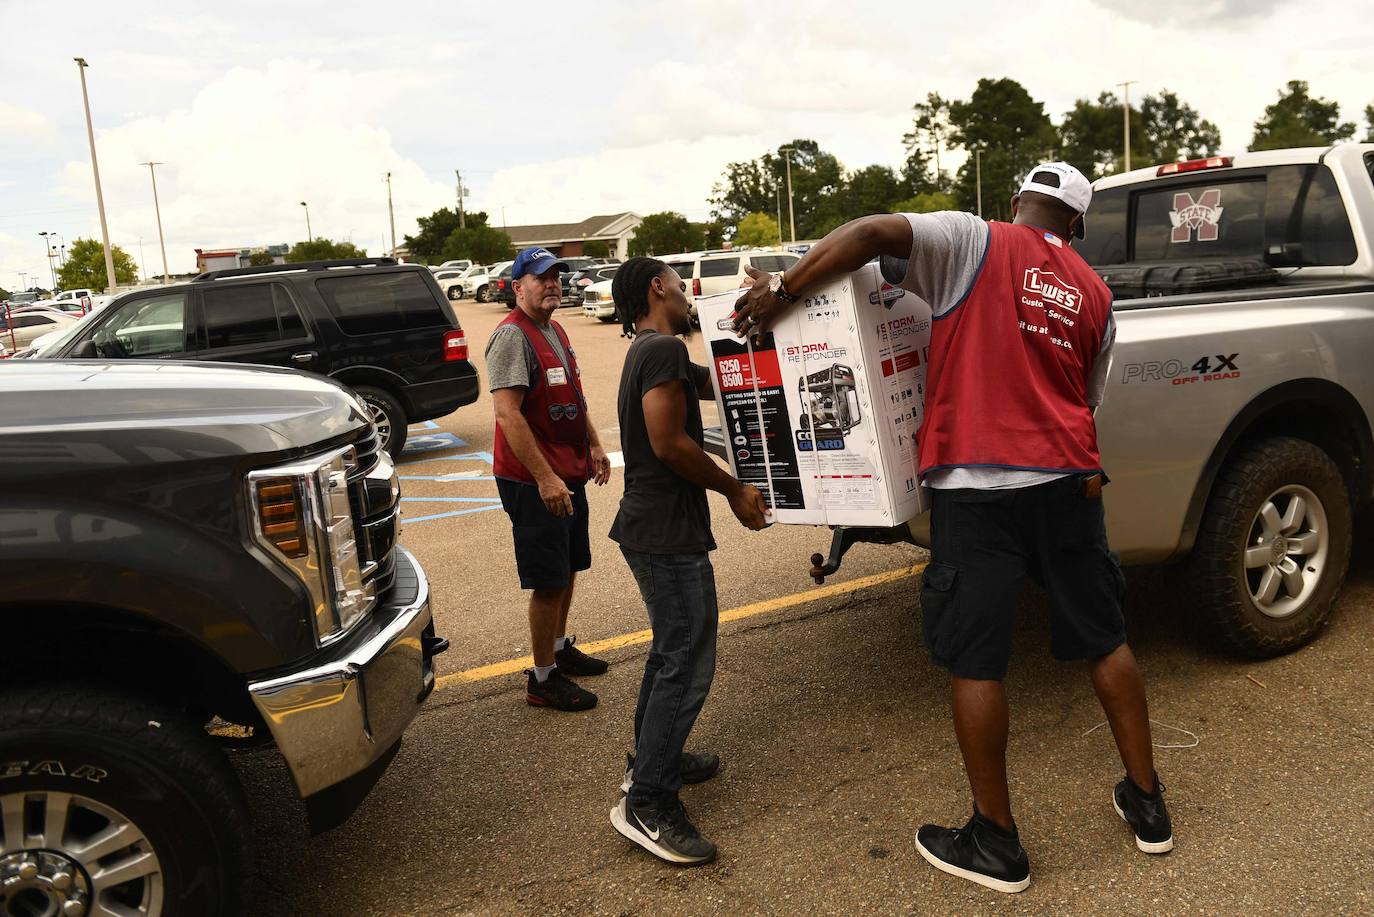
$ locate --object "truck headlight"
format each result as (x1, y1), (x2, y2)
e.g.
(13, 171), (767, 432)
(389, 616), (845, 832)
(249, 446), (377, 643)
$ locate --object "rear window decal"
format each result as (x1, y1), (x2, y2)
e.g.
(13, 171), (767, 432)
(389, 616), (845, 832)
(1169, 189), (1224, 243)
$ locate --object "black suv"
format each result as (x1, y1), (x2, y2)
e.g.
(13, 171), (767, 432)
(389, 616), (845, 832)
(32, 258), (478, 457)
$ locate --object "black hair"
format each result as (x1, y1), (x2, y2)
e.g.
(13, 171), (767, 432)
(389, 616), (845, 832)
(611, 256), (667, 338)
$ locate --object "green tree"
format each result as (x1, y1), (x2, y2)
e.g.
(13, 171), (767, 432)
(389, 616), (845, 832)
(403, 207), (461, 263)
(947, 78), (1059, 221)
(891, 190), (959, 214)
(734, 212), (781, 247)
(902, 92), (953, 188)
(1364, 103), (1373, 142)
(1250, 80), (1356, 151)
(247, 251), (275, 267)
(709, 159), (776, 230)
(629, 212), (704, 257)
(56, 238), (138, 292)
(1140, 90), (1221, 163)
(0, 285), (9, 301)
(711, 139), (846, 240)
(840, 164), (905, 217)
(441, 224), (514, 264)
(583, 239), (611, 258)
(1059, 92), (1148, 179)
(285, 238), (366, 262)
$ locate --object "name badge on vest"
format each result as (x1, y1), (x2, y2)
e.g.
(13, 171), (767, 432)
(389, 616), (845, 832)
(546, 366), (568, 386)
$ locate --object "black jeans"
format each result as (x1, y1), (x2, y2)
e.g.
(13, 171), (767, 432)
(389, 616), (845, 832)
(620, 548), (719, 807)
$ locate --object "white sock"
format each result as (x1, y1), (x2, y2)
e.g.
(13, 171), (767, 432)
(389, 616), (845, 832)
(554, 636), (568, 651)
(534, 663), (556, 683)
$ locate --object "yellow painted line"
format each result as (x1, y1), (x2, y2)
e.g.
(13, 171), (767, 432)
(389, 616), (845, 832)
(434, 562), (927, 690)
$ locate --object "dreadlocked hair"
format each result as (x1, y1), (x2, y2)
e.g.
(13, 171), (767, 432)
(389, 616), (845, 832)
(612, 256), (667, 339)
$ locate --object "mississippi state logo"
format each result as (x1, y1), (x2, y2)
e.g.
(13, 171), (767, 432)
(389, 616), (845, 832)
(1023, 268), (1082, 313)
(1169, 189), (1223, 243)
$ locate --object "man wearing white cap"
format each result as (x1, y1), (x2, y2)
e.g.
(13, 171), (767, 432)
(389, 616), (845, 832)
(731, 162), (1172, 892)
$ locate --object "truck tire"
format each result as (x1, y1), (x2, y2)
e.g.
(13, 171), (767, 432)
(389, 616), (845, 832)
(0, 685), (253, 917)
(1182, 436), (1351, 657)
(354, 385), (409, 459)
(475, 285), (491, 303)
(447, 286), (461, 301)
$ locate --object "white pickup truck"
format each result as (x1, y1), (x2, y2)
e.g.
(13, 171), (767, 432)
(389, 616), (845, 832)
(729, 144), (1374, 659)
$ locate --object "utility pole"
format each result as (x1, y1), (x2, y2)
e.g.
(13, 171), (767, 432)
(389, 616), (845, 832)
(775, 184), (783, 247)
(455, 169), (469, 229)
(385, 172), (396, 258)
(75, 57), (117, 292)
(39, 232), (57, 290)
(138, 237), (148, 282)
(300, 201), (312, 243)
(1117, 80), (1136, 171)
(779, 147), (797, 243)
(975, 147), (983, 218)
(141, 161), (170, 283)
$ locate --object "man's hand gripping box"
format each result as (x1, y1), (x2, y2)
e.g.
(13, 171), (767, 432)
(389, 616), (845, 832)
(696, 263), (932, 527)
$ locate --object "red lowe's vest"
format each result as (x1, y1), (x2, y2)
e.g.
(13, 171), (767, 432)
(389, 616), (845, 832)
(492, 308), (591, 485)
(917, 221), (1113, 477)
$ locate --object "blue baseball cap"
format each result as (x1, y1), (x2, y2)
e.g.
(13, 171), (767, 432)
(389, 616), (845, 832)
(511, 246), (568, 280)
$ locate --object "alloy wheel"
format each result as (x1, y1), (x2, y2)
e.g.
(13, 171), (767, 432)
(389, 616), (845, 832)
(1243, 484), (1329, 619)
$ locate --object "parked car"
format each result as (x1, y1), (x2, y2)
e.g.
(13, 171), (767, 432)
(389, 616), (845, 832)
(17, 298), (86, 315)
(0, 305), (79, 349)
(54, 287), (96, 302)
(6, 291), (43, 306)
(664, 250), (800, 325)
(581, 277), (619, 323)
(433, 268), (468, 299)
(755, 143), (1374, 659)
(555, 257), (597, 304)
(568, 263), (620, 301)
(0, 358), (447, 915)
(34, 257), (480, 458)
(452, 263), (499, 302)
(494, 262), (518, 307)
(432, 259), (472, 272)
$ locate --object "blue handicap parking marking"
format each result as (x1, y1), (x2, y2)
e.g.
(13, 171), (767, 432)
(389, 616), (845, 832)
(401, 431), (468, 458)
(398, 494), (505, 522)
(408, 420), (441, 431)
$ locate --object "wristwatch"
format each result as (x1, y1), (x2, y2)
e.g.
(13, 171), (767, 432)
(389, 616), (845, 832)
(768, 272), (800, 304)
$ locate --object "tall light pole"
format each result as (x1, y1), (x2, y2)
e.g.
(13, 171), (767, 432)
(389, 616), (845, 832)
(75, 58), (117, 292)
(974, 147), (984, 218)
(775, 183), (783, 247)
(455, 169), (469, 229)
(141, 162), (171, 284)
(1117, 80), (1136, 171)
(300, 201), (312, 243)
(385, 173), (396, 258)
(779, 147), (797, 243)
(38, 232), (57, 290)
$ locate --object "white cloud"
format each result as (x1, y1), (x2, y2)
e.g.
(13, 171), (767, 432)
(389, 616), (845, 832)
(0, 103), (57, 155)
(48, 59), (454, 272)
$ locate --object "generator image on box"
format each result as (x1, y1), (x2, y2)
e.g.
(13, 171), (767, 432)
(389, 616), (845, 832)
(796, 363), (861, 452)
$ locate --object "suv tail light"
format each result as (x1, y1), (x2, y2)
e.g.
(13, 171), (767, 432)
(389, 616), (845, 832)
(443, 329), (468, 362)
(692, 278), (701, 297)
(1157, 156), (1233, 176)
(497, 278), (508, 291)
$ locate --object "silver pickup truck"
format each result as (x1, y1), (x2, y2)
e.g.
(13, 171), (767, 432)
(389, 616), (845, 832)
(773, 143), (1374, 659)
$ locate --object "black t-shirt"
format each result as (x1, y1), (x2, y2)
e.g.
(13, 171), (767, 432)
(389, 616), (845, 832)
(609, 331), (716, 554)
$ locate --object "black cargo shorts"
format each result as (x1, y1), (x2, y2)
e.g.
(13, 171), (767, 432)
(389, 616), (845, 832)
(497, 477), (591, 590)
(919, 475), (1127, 681)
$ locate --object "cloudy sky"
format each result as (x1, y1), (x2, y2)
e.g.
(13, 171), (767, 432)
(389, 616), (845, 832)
(1, 0), (1369, 285)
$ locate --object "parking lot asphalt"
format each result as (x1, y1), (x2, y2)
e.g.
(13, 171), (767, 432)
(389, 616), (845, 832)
(236, 296), (1374, 914)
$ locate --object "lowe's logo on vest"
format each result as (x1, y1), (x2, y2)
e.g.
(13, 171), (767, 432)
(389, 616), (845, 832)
(1169, 190), (1223, 243)
(1022, 268), (1082, 314)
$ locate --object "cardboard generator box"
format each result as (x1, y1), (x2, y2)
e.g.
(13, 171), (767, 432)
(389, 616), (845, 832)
(696, 263), (933, 527)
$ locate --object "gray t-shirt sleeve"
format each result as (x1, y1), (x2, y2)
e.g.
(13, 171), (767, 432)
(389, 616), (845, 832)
(887, 211), (990, 316)
(484, 325), (536, 392)
(1086, 311), (1116, 407)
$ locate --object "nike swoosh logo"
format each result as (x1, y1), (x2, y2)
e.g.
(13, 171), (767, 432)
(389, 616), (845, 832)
(634, 812), (660, 841)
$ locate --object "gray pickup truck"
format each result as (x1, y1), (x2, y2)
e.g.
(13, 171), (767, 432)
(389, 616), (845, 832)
(797, 143), (1374, 658)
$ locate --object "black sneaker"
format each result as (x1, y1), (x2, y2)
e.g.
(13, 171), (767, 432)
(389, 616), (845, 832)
(1114, 775), (1173, 853)
(554, 635), (609, 676)
(915, 809), (1031, 894)
(525, 669), (597, 711)
(620, 751), (721, 793)
(610, 797), (717, 865)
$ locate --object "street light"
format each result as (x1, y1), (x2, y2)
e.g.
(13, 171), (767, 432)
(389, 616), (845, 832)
(141, 161), (171, 284)
(74, 58), (118, 292)
(1117, 80), (1137, 171)
(300, 201), (312, 243)
(778, 147), (798, 244)
(38, 232), (57, 290)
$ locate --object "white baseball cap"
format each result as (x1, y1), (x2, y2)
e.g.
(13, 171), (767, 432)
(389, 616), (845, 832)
(1018, 161), (1092, 238)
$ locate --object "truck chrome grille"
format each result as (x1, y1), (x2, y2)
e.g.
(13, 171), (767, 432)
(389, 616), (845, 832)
(347, 424), (399, 599)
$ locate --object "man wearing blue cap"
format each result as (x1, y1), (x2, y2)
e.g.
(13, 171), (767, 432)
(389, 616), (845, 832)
(487, 247), (613, 711)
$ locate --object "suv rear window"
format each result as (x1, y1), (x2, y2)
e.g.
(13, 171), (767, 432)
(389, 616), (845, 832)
(316, 271), (449, 335)
(749, 255), (798, 272)
(1076, 164), (1356, 267)
(202, 283), (307, 349)
(665, 261), (695, 281)
(699, 258), (740, 278)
